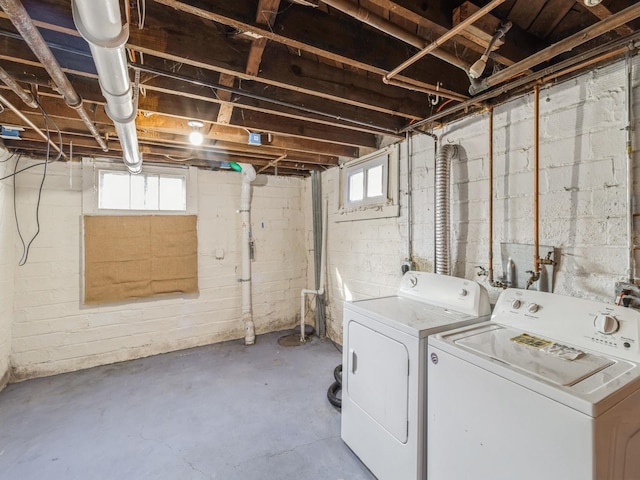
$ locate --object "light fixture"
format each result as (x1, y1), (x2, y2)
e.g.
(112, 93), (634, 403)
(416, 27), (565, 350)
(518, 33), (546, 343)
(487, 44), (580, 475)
(469, 54), (489, 79)
(188, 119), (204, 146)
(583, 0), (603, 6)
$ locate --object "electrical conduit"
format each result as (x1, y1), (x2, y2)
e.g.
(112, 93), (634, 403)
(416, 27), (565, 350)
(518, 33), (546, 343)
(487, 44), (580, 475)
(72, 0), (142, 174)
(435, 144), (458, 275)
(239, 163), (257, 345)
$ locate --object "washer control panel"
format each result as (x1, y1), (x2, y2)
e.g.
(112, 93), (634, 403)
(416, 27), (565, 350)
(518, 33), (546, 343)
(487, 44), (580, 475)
(492, 289), (640, 362)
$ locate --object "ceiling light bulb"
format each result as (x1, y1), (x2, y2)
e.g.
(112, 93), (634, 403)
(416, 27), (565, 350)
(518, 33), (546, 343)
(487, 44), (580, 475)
(469, 55), (488, 80)
(189, 130), (204, 146)
(583, 0), (602, 5)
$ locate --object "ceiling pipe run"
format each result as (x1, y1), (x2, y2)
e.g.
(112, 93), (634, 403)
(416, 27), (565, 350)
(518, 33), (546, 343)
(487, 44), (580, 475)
(383, 0), (506, 85)
(403, 31), (640, 133)
(72, 0), (142, 174)
(0, 92), (65, 157)
(321, 0), (471, 73)
(0, 0), (108, 153)
(0, 65), (38, 108)
(470, 2), (640, 95)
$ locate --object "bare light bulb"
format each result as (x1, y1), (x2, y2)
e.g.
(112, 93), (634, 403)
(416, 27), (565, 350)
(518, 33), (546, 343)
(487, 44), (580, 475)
(189, 130), (204, 146)
(469, 54), (489, 79)
(583, 0), (603, 5)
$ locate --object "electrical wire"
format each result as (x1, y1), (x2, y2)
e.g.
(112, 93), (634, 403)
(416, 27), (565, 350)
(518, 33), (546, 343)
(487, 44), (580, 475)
(11, 102), (63, 265)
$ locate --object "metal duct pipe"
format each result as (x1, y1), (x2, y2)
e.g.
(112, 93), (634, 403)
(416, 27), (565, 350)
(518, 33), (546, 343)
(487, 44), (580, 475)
(320, 0), (470, 72)
(0, 0), (108, 152)
(0, 65), (37, 108)
(470, 2), (640, 95)
(239, 163), (257, 345)
(434, 144), (457, 275)
(72, 0), (142, 174)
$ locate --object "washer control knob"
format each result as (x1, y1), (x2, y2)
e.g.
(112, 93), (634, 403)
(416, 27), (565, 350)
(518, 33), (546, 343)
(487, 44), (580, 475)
(460, 289), (468, 297)
(511, 299), (522, 309)
(527, 303), (540, 314)
(594, 315), (620, 335)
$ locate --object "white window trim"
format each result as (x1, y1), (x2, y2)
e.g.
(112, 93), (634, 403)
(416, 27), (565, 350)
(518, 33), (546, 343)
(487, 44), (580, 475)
(82, 158), (198, 215)
(336, 144), (400, 222)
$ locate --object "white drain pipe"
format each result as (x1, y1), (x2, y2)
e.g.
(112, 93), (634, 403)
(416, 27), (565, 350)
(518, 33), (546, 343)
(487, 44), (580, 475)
(72, 0), (142, 174)
(300, 200), (327, 343)
(239, 163), (257, 345)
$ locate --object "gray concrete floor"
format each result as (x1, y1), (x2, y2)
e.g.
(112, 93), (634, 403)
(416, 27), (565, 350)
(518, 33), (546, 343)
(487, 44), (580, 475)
(0, 331), (375, 480)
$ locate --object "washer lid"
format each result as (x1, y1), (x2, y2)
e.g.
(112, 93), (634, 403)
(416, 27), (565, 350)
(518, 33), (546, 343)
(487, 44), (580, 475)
(430, 323), (640, 416)
(346, 296), (487, 338)
(456, 326), (613, 387)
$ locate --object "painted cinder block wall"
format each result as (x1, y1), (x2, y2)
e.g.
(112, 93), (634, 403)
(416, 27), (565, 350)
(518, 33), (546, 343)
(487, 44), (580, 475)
(0, 149), (15, 388)
(322, 58), (640, 342)
(8, 162), (308, 381)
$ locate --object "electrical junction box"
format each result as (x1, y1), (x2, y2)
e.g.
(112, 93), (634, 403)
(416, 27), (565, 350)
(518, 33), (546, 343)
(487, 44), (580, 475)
(1, 125), (22, 139)
(248, 132), (262, 145)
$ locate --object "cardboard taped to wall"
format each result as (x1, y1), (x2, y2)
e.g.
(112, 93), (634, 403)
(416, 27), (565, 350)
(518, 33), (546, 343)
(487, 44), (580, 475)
(83, 215), (198, 304)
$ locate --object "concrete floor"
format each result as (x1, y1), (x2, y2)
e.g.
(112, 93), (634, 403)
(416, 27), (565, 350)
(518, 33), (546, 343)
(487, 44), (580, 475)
(0, 331), (375, 480)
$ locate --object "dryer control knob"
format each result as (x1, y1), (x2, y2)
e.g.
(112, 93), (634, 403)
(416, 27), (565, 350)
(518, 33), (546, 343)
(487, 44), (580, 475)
(594, 315), (620, 335)
(527, 303), (539, 313)
(460, 289), (468, 297)
(511, 299), (522, 309)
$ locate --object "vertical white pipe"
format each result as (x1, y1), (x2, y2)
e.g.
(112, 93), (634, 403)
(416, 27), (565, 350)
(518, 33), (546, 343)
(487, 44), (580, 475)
(239, 163), (257, 345)
(626, 47), (635, 283)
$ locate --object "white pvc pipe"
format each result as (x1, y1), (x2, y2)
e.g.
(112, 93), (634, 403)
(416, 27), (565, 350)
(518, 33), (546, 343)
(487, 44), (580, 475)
(72, 0), (142, 174)
(238, 163), (257, 345)
(300, 200), (328, 343)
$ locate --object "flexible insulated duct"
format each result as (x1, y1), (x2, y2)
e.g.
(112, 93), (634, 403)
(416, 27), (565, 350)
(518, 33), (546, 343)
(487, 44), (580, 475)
(72, 0), (142, 174)
(435, 144), (457, 275)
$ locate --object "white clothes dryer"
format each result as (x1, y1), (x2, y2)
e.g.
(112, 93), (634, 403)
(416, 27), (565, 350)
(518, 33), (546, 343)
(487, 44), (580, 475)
(341, 271), (491, 480)
(427, 288), (640, 480)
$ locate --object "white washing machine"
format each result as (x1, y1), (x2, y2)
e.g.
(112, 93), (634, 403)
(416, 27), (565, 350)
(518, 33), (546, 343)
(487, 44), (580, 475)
(341, 271), (491, 480)
(427, 288), (640, 480)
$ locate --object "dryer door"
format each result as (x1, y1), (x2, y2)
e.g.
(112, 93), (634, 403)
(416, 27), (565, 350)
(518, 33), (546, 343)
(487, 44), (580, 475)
(346, 320), (409, 443)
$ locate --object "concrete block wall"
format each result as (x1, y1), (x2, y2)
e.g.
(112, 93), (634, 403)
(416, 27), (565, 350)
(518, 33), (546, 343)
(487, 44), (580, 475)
(322, 57), (640, 342)
(0, 147), (14, 389)
(9, 161), (307, 380)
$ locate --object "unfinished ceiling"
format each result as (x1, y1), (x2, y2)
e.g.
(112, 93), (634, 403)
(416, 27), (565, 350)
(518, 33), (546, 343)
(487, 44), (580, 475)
(0, 0), (639, 175)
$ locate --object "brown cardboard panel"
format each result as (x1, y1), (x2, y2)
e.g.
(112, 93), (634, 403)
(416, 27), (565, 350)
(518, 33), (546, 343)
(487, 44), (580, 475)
(84, 215), (198, 304)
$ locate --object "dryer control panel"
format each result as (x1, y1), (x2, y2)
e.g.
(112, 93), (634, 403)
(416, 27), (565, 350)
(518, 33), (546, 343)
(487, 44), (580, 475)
(398, 271), (491, 317)
(492, 289), (640, 362)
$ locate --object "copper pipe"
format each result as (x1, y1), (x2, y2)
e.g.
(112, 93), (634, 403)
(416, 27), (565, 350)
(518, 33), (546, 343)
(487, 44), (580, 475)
(384, 76), (469, 102)
(488, 107), (494, 284)
(321, 0), (471, 72)
(257, 153), (287, 174)
(0, 92), (65, 157)
(472, 2), (640, 94)
(542, 47), (627, 83)
(383, 0), (506, 83)
(533, 84), (540, 274)
(0, 65), (37, 108)
(0, 0), (108, 152)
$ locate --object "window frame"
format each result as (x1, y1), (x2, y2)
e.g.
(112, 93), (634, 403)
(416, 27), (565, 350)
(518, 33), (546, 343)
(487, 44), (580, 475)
(337, 144), (400, 222)
(82, 158), (198, 216)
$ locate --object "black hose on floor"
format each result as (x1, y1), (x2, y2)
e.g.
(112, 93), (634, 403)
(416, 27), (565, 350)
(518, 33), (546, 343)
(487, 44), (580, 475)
(327, 364), (342, 410)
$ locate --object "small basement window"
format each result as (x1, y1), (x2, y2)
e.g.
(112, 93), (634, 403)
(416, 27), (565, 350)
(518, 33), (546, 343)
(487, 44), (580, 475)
(82, 158), (198, 215)
(99, 170), (186, 211)
(338, 145), (399, 221)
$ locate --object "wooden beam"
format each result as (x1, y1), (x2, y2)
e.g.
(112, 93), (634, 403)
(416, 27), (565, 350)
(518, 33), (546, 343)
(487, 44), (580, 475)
(215, 73), (236, 125)
(581, 1), (635, 37)
(528, 0), (575, 39)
